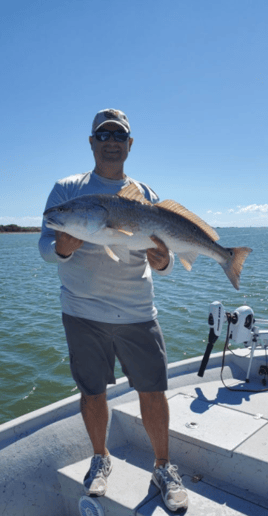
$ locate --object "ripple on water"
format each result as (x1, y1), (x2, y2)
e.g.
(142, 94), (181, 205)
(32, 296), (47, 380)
(1, 229), (268, 423)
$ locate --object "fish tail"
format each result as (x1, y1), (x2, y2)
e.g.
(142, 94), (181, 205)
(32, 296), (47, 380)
(220, 247), (252, 290)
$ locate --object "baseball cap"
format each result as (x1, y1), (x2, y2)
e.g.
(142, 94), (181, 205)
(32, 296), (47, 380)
(92, 109), (131, 133)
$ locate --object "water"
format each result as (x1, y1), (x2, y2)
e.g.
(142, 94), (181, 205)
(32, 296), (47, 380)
(1, 228), (268, 424)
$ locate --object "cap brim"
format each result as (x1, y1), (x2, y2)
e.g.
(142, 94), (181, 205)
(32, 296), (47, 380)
(94, 120), (129, 132)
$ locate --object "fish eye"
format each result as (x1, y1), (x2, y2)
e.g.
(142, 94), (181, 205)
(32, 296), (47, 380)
(58, 207), (64, 212)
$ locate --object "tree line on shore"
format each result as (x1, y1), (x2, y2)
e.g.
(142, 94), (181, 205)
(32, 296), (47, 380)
(0, 224), (41, 233)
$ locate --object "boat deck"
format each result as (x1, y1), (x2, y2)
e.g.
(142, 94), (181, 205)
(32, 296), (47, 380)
(59, 352), (268, 515)
(1, 350), (268, 515)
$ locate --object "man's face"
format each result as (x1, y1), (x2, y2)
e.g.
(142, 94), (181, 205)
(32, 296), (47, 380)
(89, 122), (133, 167)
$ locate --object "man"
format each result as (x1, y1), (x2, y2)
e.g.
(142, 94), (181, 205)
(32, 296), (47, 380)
(39, 108), (188, 512)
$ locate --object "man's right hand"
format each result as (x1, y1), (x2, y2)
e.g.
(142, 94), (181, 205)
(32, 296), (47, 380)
(55, 231), (84, 257)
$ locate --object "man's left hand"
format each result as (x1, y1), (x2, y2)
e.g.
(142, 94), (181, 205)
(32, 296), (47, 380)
(147, 236), (170, 271)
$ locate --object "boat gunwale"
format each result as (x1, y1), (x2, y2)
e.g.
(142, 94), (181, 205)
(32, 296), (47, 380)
(0, 352), (229, 450)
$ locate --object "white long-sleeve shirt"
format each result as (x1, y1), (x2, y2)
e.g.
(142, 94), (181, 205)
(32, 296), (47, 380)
(39, 170), (174, 323)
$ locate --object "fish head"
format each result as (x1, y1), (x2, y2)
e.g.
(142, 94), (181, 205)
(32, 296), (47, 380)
(43, 196), (108, 236)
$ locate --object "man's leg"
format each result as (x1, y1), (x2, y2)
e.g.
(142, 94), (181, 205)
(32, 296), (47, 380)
(62, 315), (116, 496)
(81, 391), (112, 496)
(139, 390), (188, 511)
(80, 391), (109, 456)
(138, 391), (170, 468)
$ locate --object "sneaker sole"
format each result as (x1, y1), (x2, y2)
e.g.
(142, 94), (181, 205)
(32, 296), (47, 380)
(79, 496), (104, 516)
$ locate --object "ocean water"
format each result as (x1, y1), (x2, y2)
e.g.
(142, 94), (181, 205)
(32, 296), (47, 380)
(1, 228), (268, 424)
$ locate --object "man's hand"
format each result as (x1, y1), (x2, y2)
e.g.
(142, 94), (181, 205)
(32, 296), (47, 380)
(147, 236), (170, 271)
(55, 231), (84, 257)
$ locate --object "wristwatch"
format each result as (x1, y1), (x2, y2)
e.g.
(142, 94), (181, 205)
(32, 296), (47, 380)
(55, 250), (72, 259)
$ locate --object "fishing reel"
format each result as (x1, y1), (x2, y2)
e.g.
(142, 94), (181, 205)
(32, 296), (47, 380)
(198, 301), (268, 383)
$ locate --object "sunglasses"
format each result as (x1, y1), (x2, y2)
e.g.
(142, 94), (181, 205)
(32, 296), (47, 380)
(93, 130), (130, 142)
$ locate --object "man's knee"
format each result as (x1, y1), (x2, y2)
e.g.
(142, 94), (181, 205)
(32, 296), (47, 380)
(81, 391), (106, 407)
(139, 390), (165, 398)
(138, 391), (166, 404)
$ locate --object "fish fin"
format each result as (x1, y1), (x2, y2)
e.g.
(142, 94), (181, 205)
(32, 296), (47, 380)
(104, 245), (120, 262)
(117, 184), (152, 205)
(106, 226), (134, 238)
(220, 247), (252, 290)
(117, 228), (133, 236)
(109, 246), (130, 263)
(155, 200), (219, 242)
(177, 252), (199, 271)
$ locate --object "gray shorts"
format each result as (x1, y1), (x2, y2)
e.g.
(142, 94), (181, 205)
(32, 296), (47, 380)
(62, 313), (168, 395)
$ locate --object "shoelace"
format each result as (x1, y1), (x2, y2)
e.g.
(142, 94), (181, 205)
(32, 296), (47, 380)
(89, 456), (105, 478)
(89, 456), (110, 478)
(158, 465), (182, 489)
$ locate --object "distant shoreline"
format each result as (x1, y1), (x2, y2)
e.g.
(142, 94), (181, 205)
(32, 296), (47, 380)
(0, 225), (41, 234)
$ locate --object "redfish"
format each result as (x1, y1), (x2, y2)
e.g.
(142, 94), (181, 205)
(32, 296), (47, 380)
(44, 183), (252, 290)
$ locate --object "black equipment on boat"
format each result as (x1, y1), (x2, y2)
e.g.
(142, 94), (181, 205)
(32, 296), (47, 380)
(198, 301), (268, 390)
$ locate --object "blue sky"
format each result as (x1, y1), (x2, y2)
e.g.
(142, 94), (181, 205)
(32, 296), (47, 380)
(1, 0), (267, 227)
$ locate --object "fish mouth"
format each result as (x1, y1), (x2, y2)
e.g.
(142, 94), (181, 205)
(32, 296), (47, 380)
(45, 217), (64, 229)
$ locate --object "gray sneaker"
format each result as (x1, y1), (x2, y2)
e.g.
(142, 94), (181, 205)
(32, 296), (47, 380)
(152, 462), (188, 512)
(83, 454), (112, 496)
